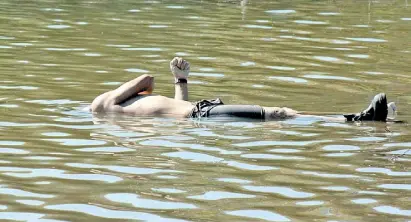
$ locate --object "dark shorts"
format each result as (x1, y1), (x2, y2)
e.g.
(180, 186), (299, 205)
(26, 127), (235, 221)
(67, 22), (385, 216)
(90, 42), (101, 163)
(189, 98), (265, 119)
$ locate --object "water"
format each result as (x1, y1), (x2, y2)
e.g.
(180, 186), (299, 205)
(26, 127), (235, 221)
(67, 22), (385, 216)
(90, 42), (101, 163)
(0, 0), (410, 221)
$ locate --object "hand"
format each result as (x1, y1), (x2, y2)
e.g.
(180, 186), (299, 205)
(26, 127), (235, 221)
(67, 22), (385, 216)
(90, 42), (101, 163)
(170, 57), (190, 80)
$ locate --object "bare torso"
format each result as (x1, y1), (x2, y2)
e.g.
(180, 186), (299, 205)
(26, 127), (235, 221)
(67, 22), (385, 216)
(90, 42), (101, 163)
(119, 95), (194, 117)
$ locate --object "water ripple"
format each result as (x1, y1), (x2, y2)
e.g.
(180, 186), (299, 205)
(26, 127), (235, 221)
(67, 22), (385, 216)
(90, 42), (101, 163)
(24, 156), (61, 160)
(377, 184), (411, 190)
(304, 74), (356, 81)
(166, 5), (185, 9)
(225, 161), (277, 171)
(44, 139), (106, 146)
(188, 191), (255, 200)
(152, 188), (186, 194)
(0, 167), (122, 183)
(162, 151), (224, 163)
(318, 12), (340, 16)
(320, 186), (350, 191)
(10, 42), (33, 46)
(226, 210), (290, 222)
(322, 145), (360, 151)
(0, 141), (25, 146)
(266, 66), (296, 71)
(384, 142), (411, 147)
(217, 178), (252, 184)
(0, 212), (57, 221)
(243, 24), (272, 29)
(346, 54), (370, 59)
(243, 186), (314, 198)
(266, 9), (296, 14)
(0, 36), (15, 40)
(141, 139), (230, 154)
(42, 8), (65, 12)
(121, 47), (163, 51)
(296, 200), (324, 206)
(234, 140), (328, 147)
(16, 199), (45, 206)
(269, 76), (308, 84)
(105, 193), (196, 209)
(373, 205), (411, 216)
(356, 167), (411, 176)
(44, 48), (87, 51)
(346, 137), (386, 142)
(269, 148), (301, 153)
(351, 198), (377, 204)
(66, 163), (179, 175)
(301, 171), (358, 178)
(190, 72), (224, 78)
(27, 99), (81, 105)
(106, 44), (131, 48)
(294, 20), (328, 25)
(345, 37), (387, 43)
(45, 204), (187, 221)
(241, 153), (305, 160)
(0, 188), (54, 198)
(47, 25), (70, 29)
(124, 68), (149, 73)
(76, 146), (134, 153)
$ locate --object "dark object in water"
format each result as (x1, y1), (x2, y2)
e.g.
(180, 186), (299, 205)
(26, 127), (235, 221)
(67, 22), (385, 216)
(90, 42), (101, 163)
(344, 93), (388, 122)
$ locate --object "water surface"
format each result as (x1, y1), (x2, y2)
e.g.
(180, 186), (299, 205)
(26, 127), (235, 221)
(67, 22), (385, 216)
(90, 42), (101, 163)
(0, 0), (410, 221)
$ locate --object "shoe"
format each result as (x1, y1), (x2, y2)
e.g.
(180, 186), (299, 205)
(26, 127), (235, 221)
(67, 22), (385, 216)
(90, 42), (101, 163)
(344, 93), (388, 122)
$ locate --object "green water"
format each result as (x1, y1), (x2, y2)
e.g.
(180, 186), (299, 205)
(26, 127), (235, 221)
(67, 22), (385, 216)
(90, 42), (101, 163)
(0, 0), (410, 221)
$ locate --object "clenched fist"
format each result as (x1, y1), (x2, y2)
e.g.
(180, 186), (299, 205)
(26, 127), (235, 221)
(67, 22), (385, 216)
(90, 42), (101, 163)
(170, 57), (190, 81)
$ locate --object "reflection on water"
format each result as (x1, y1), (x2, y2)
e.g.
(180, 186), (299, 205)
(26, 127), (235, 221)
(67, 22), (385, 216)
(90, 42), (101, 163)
(0, 0), (410, 221)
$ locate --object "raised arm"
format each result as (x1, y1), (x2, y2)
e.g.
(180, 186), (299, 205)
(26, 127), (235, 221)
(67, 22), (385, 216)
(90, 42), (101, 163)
(170, 57), (190, 101)
(91, 74), (154, 112)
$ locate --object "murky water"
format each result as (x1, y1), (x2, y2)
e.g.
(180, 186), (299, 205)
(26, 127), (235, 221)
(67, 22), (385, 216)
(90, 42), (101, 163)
(0, 0), (410, 221)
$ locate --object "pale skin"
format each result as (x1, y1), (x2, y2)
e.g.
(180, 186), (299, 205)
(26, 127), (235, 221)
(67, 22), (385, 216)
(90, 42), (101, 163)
(90, 57), (345, 121)
(90, 58), (194, 117)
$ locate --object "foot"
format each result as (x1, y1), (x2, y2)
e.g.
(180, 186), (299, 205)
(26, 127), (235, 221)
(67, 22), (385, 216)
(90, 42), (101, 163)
(170, 57), (190, 82)
(264, 107), (298, 119)
(344, 93), (388, 122)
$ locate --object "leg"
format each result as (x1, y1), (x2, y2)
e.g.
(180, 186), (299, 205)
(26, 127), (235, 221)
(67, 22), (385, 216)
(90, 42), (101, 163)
(277, 93), (390, 122)
(170, 57), (190, 101)
(264, 107), (342, 120)
(208, 105), (266, 119)
(343, 93), (388, 121)
(204, 105), (299, 120)
(265, 93), (390, 122)
(200, 93), (391, 122)
(265, 107), (350, 121)
(208, 105), (345, 121)
(90, 74), (154, 113)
